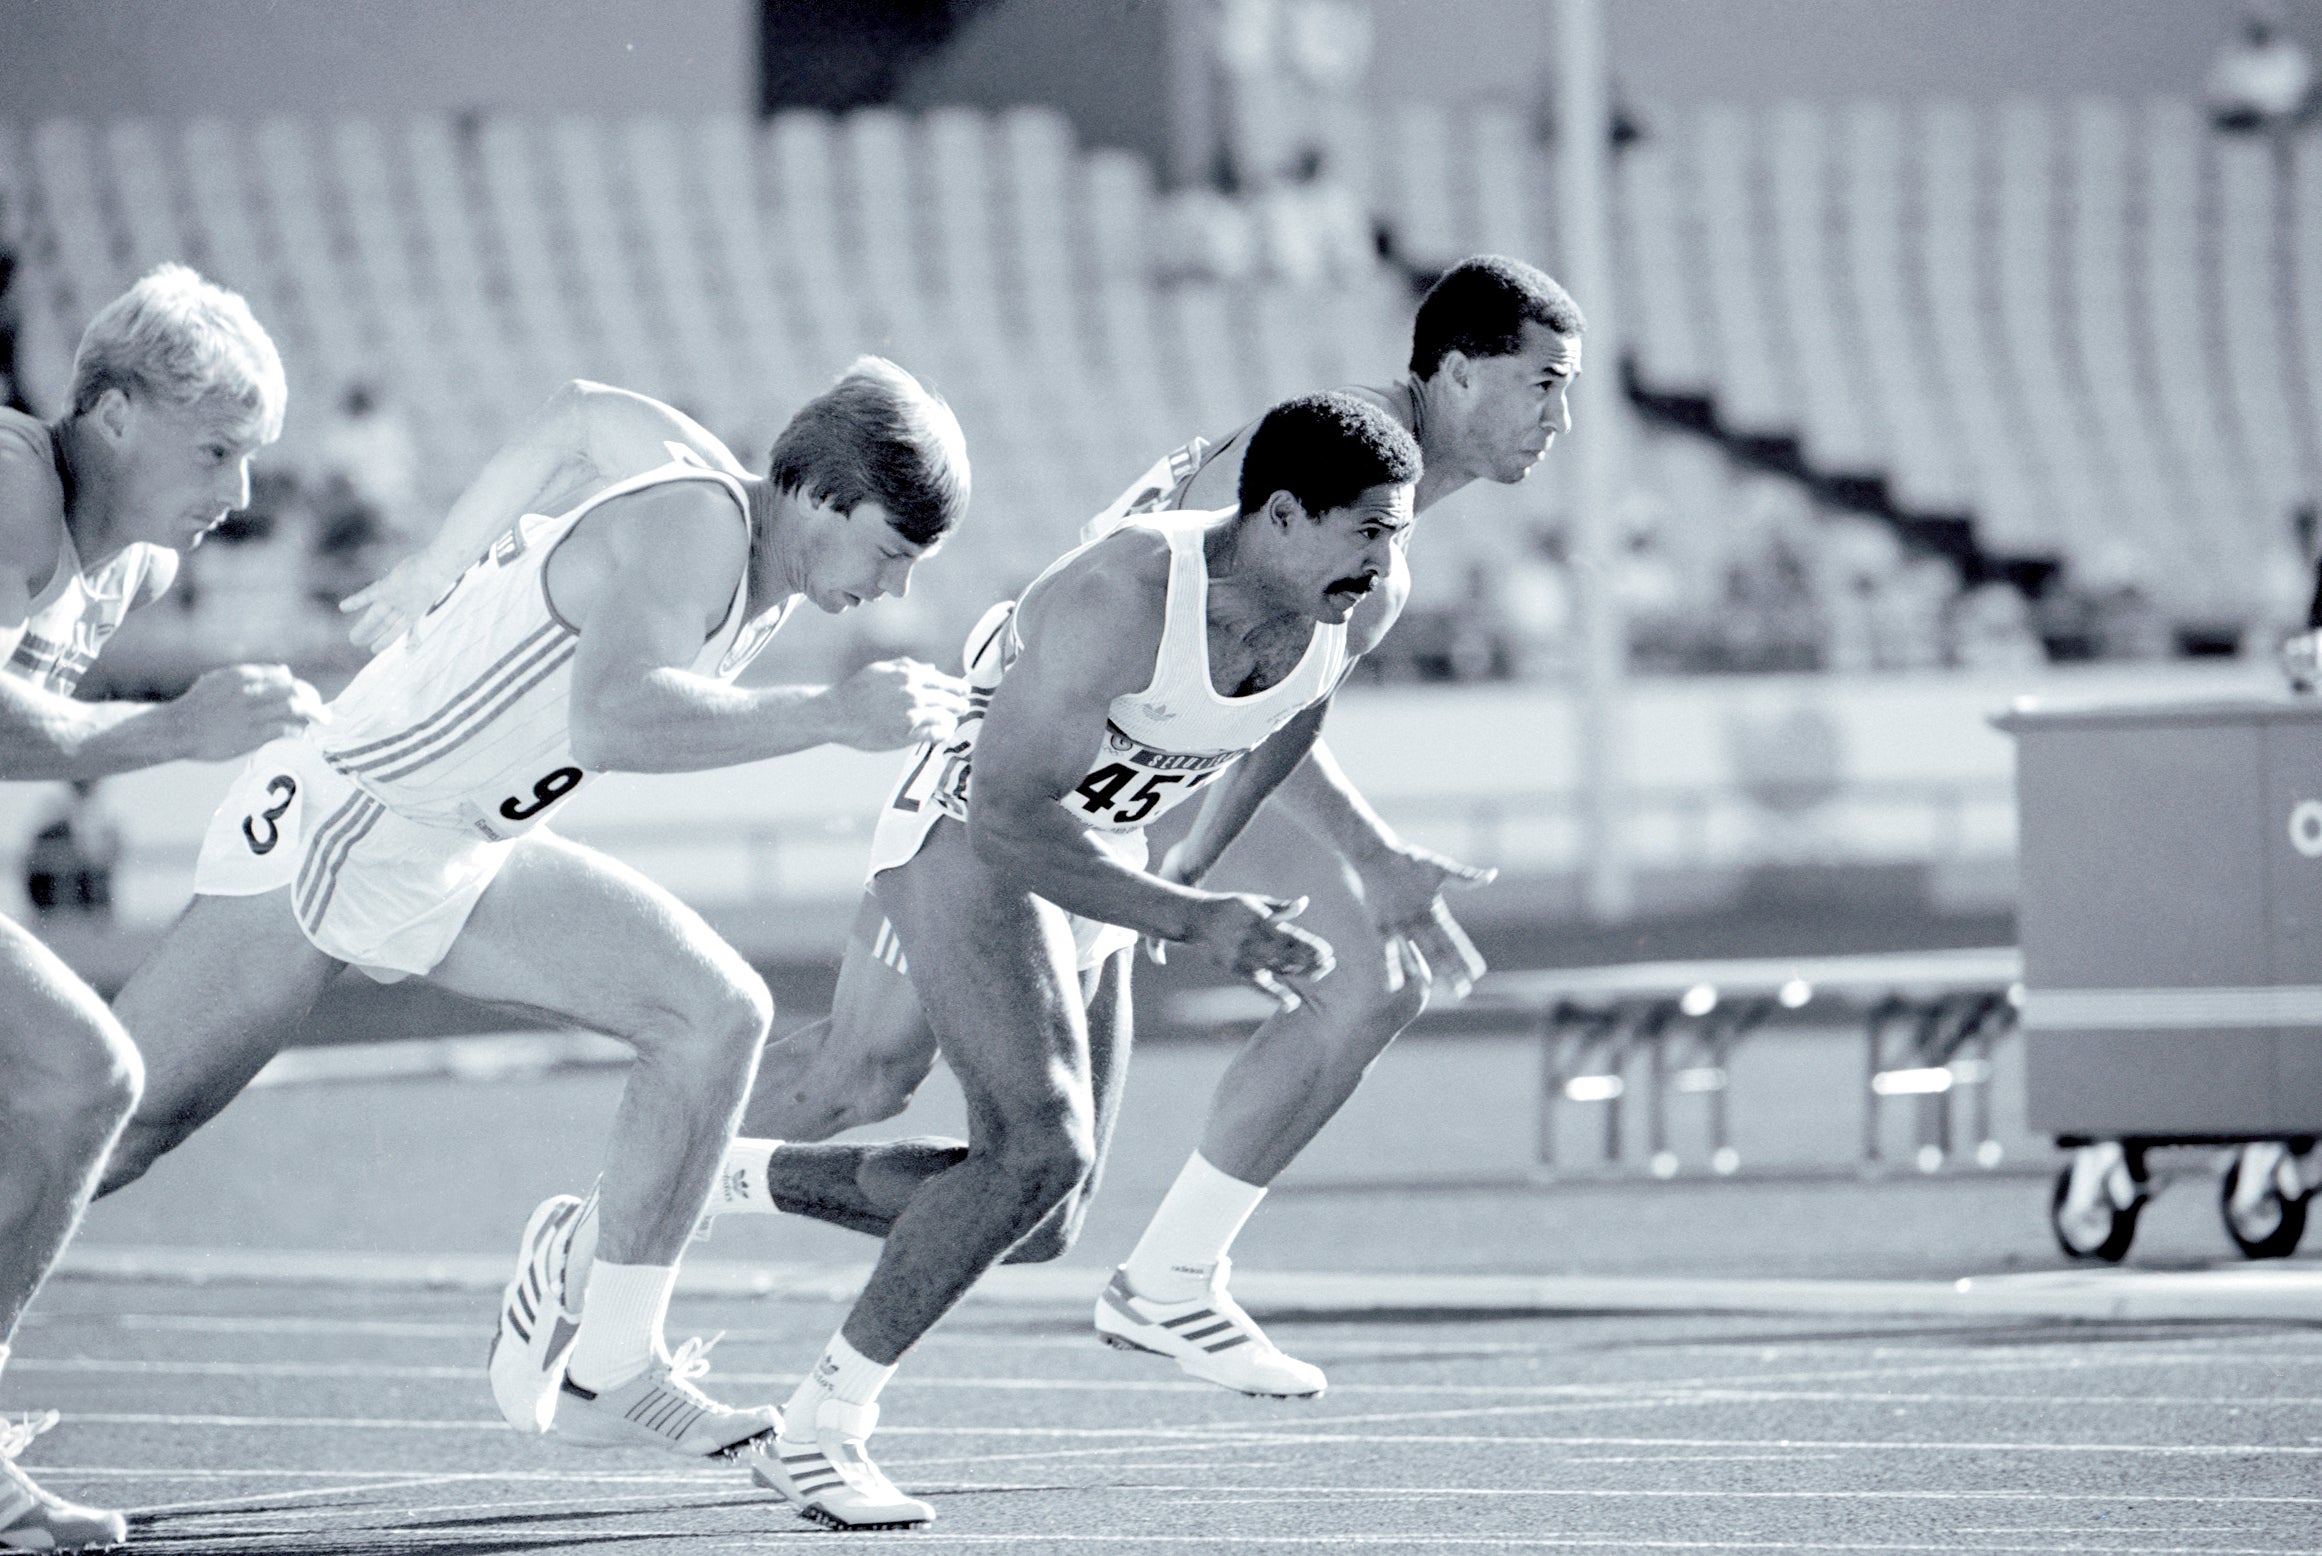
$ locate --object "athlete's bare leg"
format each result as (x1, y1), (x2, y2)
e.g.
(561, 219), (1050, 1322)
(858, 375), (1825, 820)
(753, 927), (1131, 1265)
(1194, 827), (1427, 1184)
(0, 918), (143, 1340)
(740, 894), (938, 1140)
(424, 832), (771, 1266)
(822, 817), (1102, 1362)
(103, 892), (343, 1193)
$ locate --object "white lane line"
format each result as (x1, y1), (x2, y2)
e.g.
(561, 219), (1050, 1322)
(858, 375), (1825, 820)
(30, 1313), (1601, 1360)
(46, 1467), (732, 1484)
(54, 1468), (2322, 1513)
(29, 1350), (2312, 1406)
(58, 1244), (2322, 1323)
(52, 1410), (2322, 1460)
(324, 1533), (2322, 1553)
(137, 1474), (465, 1515)
(154, 1485), (775, 1525)
(55, 1413), (511, 1431)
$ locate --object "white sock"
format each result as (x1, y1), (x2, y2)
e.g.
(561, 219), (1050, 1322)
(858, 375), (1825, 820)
(1122, 1151), (1267, 1302)
(565, 1261), (676, 1392)
(783, 1330), (896, 1428)
(708, 1137), (783, 1216)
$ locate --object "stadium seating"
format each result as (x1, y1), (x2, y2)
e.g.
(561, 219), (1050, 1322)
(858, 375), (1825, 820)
(2, 98), (2318, 672)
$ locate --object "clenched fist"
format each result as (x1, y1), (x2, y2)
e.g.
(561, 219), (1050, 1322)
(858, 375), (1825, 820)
(818, 658), (970, 751)
(166, 664), (326, 761)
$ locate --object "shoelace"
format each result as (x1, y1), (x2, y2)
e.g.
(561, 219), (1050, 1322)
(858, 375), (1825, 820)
(0, 1413), (57, 1462)
(659, 1333), (727, 1403)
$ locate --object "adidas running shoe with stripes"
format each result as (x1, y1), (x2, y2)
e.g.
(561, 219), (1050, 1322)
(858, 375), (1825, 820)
(0, 1412), (125, 1552)
(1093, 1259), (1326, 1397)
(748, 1398), (934, 1531)
(488, 1191), (591, 1434)
(553, 1335), (779, 1457)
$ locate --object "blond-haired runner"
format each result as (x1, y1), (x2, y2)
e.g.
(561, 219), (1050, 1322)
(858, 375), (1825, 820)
(98, 360), (971, 1469)
(699, 256), (1581, 1397)
(0, 265), (316, 1552)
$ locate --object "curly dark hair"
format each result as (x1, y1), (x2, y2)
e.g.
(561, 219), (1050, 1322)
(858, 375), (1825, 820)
(1237, 391), (1423, 518)
(1408, 256), (1583, 381)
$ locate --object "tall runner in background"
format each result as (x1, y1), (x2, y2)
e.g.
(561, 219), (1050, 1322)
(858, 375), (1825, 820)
(0, 265), (315, 1553)
(97, 359), (973, 1466)
(701, 256), (1582, 1397)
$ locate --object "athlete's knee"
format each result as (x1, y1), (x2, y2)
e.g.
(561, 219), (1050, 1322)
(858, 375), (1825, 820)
(1318, 966), (1429, 1052)
(6, 1020), (142, 1147)
(1003, 1191), (1090, 1264)
(664, 965), (774, 1065)
(989, 1109), (1097, 1217)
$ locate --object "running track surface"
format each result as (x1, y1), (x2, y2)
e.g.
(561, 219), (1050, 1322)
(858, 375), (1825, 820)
(11, 1278), (2322, 1554)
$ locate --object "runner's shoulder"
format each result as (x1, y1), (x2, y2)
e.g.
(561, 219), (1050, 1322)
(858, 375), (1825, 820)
(1017, 522), (1174, 684)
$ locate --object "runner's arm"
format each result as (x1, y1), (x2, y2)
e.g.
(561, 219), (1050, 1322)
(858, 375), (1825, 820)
(1160, 698), (1331, 886)
(967, 557), (1262, 941)
(0, 447), (317, 778)
(342, 381), (739, 650)
(565, 487), (956, 770)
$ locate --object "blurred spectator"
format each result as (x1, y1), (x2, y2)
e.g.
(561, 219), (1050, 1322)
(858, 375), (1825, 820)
(24, 780), (120, 920)
(1947, 582), (2048, 671)
(2208, 5), (2315, 132)
(319, 380), (421, 545)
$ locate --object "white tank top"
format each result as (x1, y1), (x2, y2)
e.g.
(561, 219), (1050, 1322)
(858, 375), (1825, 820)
(321, 447), (794, 840)
(3, 529), (165, 697)
(911, 511), (1347, 836)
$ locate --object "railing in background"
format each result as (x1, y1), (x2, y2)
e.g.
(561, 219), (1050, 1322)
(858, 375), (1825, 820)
(2, 774), (2022, 930)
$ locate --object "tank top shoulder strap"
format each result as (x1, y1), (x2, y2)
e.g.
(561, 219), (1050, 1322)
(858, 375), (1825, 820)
(1141, 521), (1211, 702)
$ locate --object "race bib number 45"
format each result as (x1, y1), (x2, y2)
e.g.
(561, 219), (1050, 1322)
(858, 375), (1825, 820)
(1066, 725), (1238, 832)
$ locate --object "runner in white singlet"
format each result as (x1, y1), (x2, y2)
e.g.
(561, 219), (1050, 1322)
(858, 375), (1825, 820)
(0, 266), (311, 1555)
(687, 392), (1418, 1530)
(100, 360), (973, 1472)
(714, 256), (1584, 1401)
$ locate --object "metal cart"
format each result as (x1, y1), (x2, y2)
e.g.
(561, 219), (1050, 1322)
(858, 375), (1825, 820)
(1995, 695), (2322, 1261)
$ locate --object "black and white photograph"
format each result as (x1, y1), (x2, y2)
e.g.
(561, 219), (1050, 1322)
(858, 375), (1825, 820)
(2, 0), (2320, 1549)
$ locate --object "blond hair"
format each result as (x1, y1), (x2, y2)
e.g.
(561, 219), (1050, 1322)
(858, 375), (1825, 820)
(69, 264), (287, 443)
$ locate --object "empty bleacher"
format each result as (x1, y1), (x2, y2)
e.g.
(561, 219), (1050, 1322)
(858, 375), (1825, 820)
(2, 97), (2318, 672)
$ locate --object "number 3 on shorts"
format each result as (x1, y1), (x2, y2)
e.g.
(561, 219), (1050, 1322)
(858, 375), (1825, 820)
(241, 774), (298, 855)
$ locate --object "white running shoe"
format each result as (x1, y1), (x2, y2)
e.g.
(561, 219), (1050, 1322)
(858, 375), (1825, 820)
(1094, 1258), (1326, 1398)
(0, 1413), (125, 1552)
(553, 1335), (780, 1457)
(488, 1191), (592, 1434)
(748, 1397), (934, 1531)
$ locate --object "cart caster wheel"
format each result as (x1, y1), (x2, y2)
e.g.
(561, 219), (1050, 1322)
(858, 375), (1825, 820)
(2222, 1147), (2309, 1260)
(2052, 1166), (2140, 1261)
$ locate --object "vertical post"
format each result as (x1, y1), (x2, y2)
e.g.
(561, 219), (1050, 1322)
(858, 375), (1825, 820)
(1162, 0), (1216, 189)
(1557, 0), (1631, 922)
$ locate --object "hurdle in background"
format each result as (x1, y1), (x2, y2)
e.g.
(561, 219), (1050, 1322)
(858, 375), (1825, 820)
(1176, 946), (2025, 1179)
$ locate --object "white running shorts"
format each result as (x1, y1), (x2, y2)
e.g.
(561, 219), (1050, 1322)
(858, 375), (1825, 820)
(194, 735), (522, 983)
(864, 760), (1144, 974)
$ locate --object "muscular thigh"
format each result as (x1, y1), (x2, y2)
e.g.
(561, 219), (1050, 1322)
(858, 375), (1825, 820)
(0, 913), (128, 1090)
(112, 890), (343, 1128)
(427, 830), (760, 1034)
(873, 819), (1088, 1136)
(831, 891), (939, 1072)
